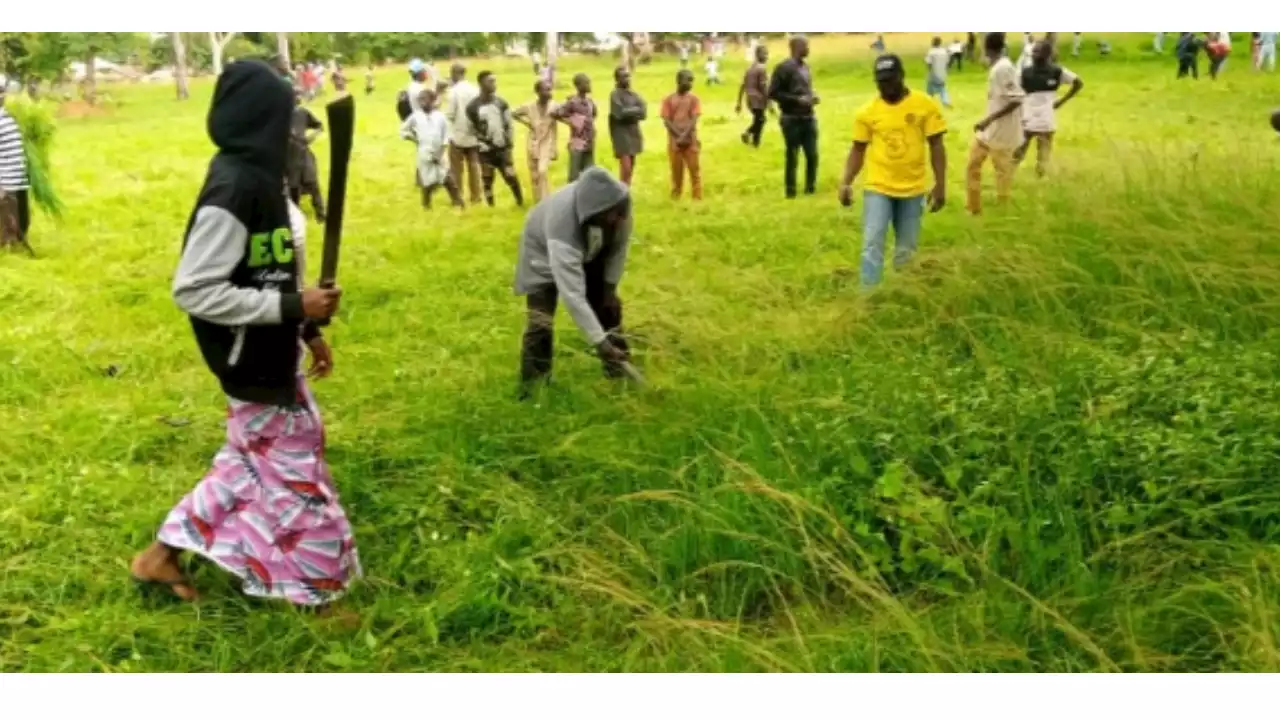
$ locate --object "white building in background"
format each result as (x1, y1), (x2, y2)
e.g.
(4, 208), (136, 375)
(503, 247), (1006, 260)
(68, 59), (141, 81)
(592, 33), (624, 52)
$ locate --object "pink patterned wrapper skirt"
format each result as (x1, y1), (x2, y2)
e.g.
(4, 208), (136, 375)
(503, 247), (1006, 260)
(157, 376), (362, 606)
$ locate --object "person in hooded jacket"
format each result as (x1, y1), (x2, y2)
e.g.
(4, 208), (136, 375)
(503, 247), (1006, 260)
(514, 166), (634, 393)
(130, 60), (361, 607)
(286, 87), (326, 222)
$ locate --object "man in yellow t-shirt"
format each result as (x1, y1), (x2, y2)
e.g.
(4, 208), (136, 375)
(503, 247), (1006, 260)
(838, 54), (947, 287)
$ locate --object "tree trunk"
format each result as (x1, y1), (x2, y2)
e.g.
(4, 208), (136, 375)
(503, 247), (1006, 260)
(545, 32), (558, 86)
(172, 32), (190, 100)
(277, 33), (291, 70)
(620, 35), (631, 70)
(210, 32), (223, 76)
(210, 32), (238, 76)
(83, 52), (97, 105)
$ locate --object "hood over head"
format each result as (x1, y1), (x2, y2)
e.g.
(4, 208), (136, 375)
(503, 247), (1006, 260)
(573, 166), (630, 223)
(207, 59), (294, 178)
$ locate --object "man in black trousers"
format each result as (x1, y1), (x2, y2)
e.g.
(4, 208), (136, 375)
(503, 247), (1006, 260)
(768, 35), (820, 198)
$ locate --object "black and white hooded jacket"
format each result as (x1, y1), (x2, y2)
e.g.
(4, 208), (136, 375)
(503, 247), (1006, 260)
(172, 59), (318, 406)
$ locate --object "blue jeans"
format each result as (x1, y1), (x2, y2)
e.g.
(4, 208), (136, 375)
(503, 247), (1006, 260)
(861, 191), (924, 287)
(926, 78), (950, 106)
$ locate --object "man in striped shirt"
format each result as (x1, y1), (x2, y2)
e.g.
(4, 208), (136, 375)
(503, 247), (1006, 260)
(0, 78), (32, 250)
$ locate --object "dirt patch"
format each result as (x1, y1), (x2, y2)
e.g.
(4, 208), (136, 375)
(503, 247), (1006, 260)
(56, 100), (112, 120)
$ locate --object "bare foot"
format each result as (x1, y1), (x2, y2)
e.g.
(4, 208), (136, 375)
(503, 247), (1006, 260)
(131, 542), (199, 602)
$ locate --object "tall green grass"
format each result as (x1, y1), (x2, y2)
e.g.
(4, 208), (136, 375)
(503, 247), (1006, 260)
(2, 33), (1279, 672)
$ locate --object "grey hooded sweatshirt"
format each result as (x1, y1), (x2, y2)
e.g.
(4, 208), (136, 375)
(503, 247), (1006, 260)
(513, 166), (632, 346)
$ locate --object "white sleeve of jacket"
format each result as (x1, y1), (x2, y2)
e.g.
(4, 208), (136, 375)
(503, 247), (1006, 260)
(547, 238), (606, 346)
(172, 206), (285, 326)
(288, 199), (308, 286)
(603, 214), (633, 286)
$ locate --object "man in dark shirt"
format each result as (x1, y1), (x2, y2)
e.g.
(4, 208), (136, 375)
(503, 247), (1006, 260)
(768, 35), (820, 198)
(286, 88), (326, 222)
(736, 43), (771, 148)
(609, 67), (647, 186)
(466, 71), (524, 207)
(1176, 32), (1202, 79)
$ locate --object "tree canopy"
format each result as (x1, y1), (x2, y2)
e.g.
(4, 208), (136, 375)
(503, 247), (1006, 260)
(1, 32), (779, 81)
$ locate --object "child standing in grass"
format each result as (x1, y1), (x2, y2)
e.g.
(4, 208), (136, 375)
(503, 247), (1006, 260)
(286, 88), (326, 222)
(131, 60), (360, 607)
(402, 88), (463, 209)
(1014, 41), (1084, 177)
(555, 73), (598, 182)
(924, 37), (952, 108)
(1176, 32), (1202, 78)
(661, 69), (703, 200)
(514, 79), (560, 203)
(704, 56), (721, 85)
(466, 71), (524, 207)
(1207, 33), (1231, 79)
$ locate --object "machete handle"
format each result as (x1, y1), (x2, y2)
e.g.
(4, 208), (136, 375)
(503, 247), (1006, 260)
(317, 278), (336, 327)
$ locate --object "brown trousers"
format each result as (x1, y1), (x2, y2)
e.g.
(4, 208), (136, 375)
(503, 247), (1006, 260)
(528, 155), (552, 203)
(965, 140), (1017, 215)
(1014, 132), (1055, 177)
(448, 143), (483, 204)
(668, 141), (702, 200)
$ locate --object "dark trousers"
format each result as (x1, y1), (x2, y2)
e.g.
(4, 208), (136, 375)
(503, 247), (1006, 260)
(568, 148), (596, 182)
(1177, 56), (1199, 78)
(0, 189), (30, 249)
(743, 108), (767, 147)
(520, 257), (630, 384)
(479, 147), (524, 207)
(288, 180), (326, 221)
(420, 177), (464, 209)
(948, 52), (963, 71)
(618, 155), (637, 185)
(1209, 55), (1225, 79)
(16, 189), (29, 238)
(780, 115), (818, 197)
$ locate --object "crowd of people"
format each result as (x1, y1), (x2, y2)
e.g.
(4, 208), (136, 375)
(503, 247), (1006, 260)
(120, 32), (1279, 610)
(1174, 32), (1279, 80)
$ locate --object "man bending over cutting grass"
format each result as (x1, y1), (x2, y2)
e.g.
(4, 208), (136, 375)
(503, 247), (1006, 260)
(839, 54), (947, 288)
(514, 166), (633, 396)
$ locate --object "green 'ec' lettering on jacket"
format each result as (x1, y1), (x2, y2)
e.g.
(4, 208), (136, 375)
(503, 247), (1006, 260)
(248, 228), (295, 268)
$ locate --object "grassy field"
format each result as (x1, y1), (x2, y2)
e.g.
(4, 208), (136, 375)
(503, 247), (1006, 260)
(3, 32), (1280, 672)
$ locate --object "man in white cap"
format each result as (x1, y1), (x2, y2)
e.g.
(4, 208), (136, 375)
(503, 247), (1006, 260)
(406, 58), (430, 114)
(0, 76), (32, 251)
